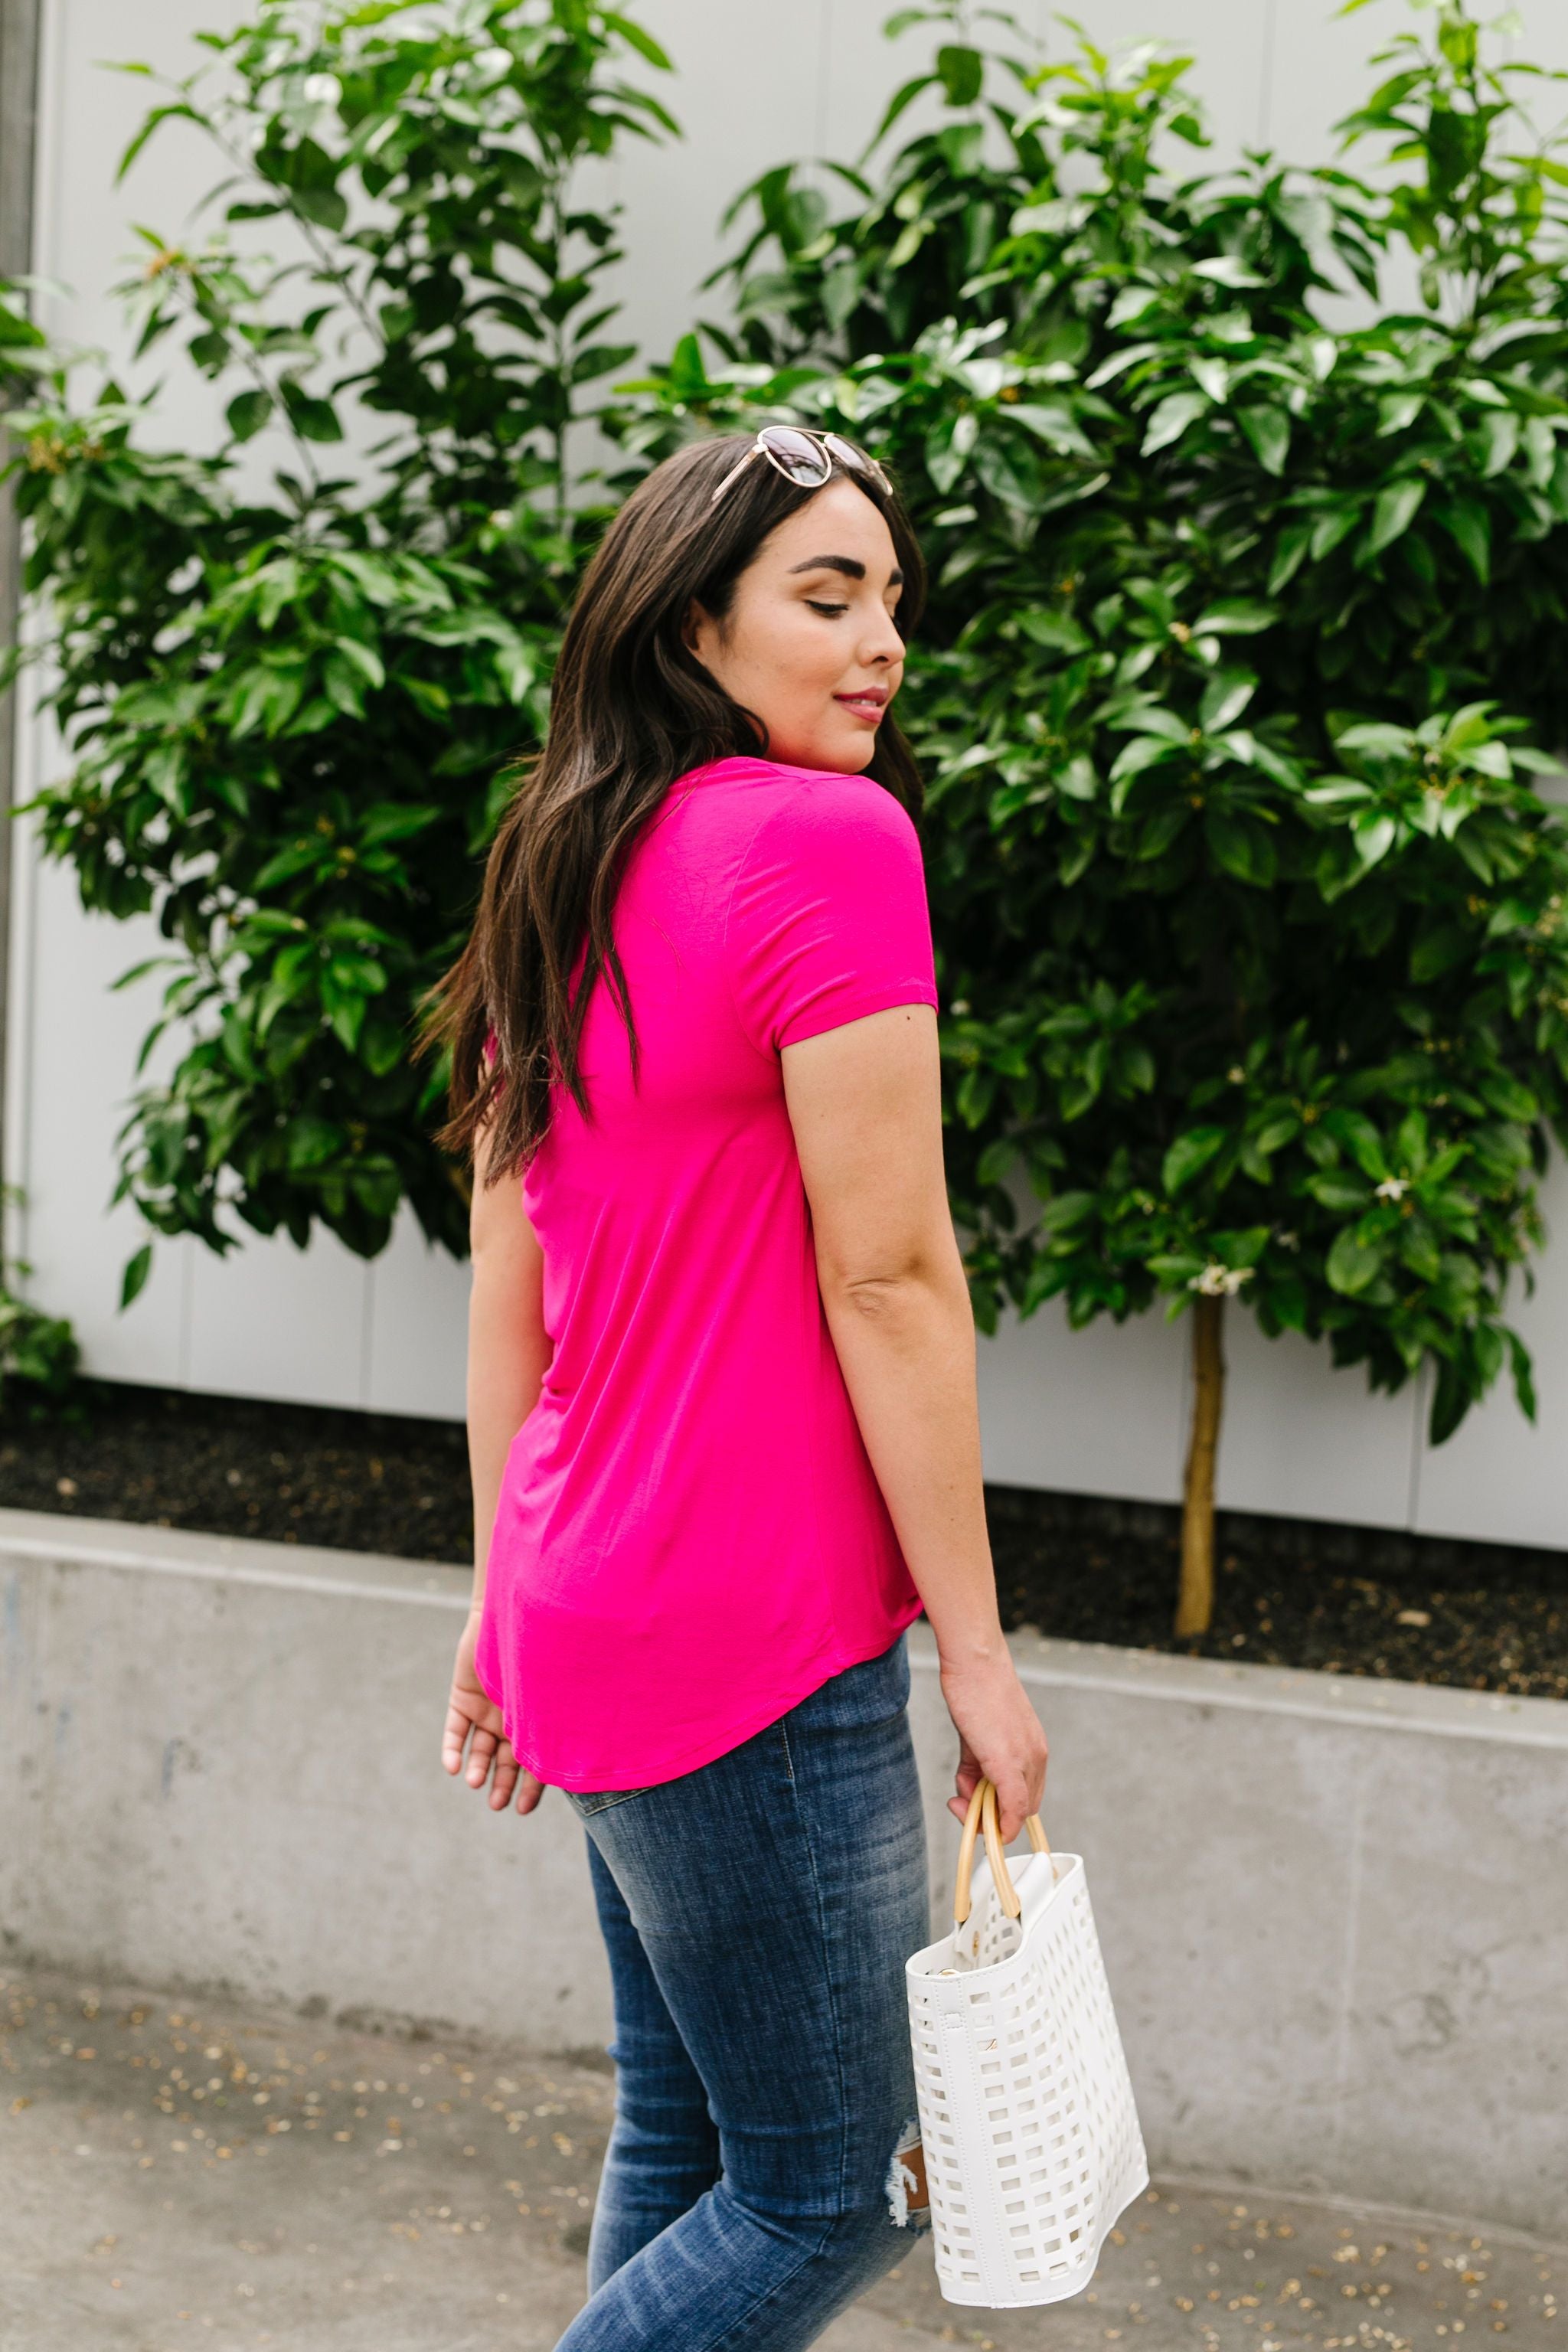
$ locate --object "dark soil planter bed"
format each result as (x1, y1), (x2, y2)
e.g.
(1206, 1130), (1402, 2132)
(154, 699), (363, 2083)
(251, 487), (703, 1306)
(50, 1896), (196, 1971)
(2, 1380), (1563, 1702)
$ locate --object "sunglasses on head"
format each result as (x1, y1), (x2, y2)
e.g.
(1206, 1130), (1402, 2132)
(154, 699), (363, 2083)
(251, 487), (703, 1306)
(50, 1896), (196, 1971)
(708, 423), (893, 508)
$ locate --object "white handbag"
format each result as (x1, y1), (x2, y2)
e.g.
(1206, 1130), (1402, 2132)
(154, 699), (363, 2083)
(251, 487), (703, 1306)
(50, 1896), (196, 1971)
(905, 1775), (1150, 2308)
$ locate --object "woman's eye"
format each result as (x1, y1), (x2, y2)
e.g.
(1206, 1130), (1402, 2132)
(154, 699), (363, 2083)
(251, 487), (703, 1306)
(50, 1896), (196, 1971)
(806, 599), (848, 616)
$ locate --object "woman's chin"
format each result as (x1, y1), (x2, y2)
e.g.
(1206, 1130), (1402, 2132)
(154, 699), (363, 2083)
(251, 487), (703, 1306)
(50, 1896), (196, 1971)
(772, 729), (879, 776)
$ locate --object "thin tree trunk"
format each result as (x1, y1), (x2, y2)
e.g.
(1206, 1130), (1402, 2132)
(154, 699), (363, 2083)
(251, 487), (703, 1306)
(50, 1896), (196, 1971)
(1175, 1292), (1225, 1638)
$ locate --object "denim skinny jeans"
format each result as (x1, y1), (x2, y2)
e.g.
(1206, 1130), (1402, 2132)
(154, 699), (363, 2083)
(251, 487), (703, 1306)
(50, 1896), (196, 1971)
(553, 1628), (933, 2351)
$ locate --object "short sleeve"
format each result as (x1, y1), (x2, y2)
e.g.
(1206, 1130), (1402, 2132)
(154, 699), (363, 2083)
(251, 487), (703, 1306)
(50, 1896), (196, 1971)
(724, 781), (939, 1056)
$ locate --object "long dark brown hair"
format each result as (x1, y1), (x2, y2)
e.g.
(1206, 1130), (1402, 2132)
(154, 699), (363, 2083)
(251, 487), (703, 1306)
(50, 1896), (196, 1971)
(418, 430), (929, 1187)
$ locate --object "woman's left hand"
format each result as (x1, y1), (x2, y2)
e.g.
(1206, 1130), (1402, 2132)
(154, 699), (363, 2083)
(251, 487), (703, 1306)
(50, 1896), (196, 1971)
(443, 1607), (546, 1815)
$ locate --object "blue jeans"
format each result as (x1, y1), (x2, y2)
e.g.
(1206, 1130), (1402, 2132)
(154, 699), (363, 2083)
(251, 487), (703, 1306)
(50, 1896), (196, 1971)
(554, 1630), (933, 2350)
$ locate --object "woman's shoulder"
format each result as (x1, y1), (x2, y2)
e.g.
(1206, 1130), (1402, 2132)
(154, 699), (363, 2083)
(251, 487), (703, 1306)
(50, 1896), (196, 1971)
(688, 751), (896, 796)
(725, 772), (927, 936)
(699, 755), (916, 841)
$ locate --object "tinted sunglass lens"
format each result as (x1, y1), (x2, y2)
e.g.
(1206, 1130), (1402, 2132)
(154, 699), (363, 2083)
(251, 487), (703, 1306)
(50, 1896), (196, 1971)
(822, 432), (888, 490)
(760, 425), (832, 485)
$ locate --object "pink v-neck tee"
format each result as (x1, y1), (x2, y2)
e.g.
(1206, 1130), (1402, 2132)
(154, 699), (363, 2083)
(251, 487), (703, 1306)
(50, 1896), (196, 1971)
(472, 753), (940, 1792)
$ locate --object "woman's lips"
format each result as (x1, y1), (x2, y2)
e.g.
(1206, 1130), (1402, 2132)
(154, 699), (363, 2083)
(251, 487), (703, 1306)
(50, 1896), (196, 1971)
(834, 691), (887, 723)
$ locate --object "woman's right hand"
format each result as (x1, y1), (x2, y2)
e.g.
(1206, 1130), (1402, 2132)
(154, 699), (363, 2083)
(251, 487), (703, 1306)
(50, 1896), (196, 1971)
(938, 1647), (1048, 1841)
(443, 1606), (547, 1817)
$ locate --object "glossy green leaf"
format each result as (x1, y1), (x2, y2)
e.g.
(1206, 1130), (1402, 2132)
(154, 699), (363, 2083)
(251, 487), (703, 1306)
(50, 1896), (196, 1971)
(1326, 1228), (1384, 1295)
(1142, 390), (1208, 455)
(1162, 1126), (1230, 1195)
(225, 388), (273, 443)
(1436, 499), (1491, 583)
(936, 44), (983, 104)
(1365, 476), (1426, 556)
(119, 1243), (153, 1310)
(1192, 599), (1277, 636)
(1238, 407), (1290, 475)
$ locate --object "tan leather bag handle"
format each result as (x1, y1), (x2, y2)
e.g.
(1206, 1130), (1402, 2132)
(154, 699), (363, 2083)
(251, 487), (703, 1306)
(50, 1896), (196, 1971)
(953, 1776), (1050, 1926)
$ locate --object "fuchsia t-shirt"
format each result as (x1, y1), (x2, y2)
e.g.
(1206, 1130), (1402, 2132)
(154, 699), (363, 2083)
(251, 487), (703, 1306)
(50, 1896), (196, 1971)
(472, 752), (941, 1792)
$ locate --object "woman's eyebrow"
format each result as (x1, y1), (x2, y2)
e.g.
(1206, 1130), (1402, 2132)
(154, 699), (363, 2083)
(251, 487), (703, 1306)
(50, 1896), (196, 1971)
(786, 554), (905, 585)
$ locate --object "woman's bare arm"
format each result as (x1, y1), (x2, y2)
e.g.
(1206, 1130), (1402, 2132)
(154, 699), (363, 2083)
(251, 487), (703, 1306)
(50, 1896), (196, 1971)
(439, 1112), (554, 1818)
(466, 1111), (554, 1619)
(782, 1002), (1048, 1838)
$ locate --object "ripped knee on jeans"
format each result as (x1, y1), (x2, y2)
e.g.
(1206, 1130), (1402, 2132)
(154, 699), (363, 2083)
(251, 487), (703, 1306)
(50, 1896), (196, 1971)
(884, 2116), (932, 2230)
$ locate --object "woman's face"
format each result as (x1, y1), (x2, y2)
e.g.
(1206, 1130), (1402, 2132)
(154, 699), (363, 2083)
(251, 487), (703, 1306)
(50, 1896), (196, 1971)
(682, 477), (906, 774)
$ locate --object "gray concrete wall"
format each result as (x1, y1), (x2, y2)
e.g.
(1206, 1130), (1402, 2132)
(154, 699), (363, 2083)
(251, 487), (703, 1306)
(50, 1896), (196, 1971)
(2, 1508), (1563, 2236)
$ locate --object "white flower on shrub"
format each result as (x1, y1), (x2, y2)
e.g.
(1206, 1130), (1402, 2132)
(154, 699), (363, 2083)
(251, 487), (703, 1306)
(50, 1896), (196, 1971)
(302, 73), (341, 107)
(1191, 1263), (1253, 1296)
(1375, 1176), (1410, 1200)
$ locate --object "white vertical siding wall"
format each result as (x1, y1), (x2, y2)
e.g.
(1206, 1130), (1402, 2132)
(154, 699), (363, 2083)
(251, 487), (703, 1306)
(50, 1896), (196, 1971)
(7, 0), (1567, 1550)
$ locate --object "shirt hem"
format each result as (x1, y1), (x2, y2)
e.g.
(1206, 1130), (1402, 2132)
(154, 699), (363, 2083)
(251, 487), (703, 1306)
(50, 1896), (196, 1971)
(504, 1596), (926, 1794)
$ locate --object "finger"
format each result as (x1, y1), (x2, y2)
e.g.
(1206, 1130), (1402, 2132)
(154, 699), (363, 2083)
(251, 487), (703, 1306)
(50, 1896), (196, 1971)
(441, 1705), (472, 1775)
(466, 1725), (499, 1788)
(514, 1770), (546, 1817)
(948, 1759), (982, 1825)
(1020, 1734), (1049, 1825)
(995, 1772), (1036, 1843)
(1003, 1766), (1047, 1843)
(489, 1746), (521, 1811)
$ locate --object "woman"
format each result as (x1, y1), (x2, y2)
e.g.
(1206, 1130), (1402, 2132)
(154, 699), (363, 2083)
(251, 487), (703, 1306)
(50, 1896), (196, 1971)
(423, 425), (1049, 2350)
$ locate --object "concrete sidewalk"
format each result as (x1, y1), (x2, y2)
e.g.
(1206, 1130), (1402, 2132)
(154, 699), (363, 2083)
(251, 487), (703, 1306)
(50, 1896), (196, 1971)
(2, 1958), (1560, 2352)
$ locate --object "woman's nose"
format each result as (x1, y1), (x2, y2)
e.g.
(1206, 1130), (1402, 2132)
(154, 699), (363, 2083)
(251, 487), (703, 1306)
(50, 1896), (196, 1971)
(860, 612), (905, 666)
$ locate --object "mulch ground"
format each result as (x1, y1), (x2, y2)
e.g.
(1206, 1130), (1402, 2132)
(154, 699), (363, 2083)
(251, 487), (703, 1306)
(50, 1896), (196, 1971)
(2, 1380), (1563, 1703)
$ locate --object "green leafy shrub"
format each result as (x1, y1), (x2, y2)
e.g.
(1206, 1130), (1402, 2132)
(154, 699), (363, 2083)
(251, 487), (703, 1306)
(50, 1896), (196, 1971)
(632, 0), (1568, 1629)
(0, 1190), (81, 1423)
(1, 0), (675, 1289)
(0, 1280), (80, 1423)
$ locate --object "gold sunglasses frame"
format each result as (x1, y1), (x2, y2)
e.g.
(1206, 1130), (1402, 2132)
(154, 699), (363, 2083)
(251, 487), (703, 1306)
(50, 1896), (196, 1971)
(707, 425), (893, 508)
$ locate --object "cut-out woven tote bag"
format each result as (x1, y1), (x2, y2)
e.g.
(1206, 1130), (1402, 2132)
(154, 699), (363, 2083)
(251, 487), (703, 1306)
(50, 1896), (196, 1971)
(904, 1775), (1149, 2308)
